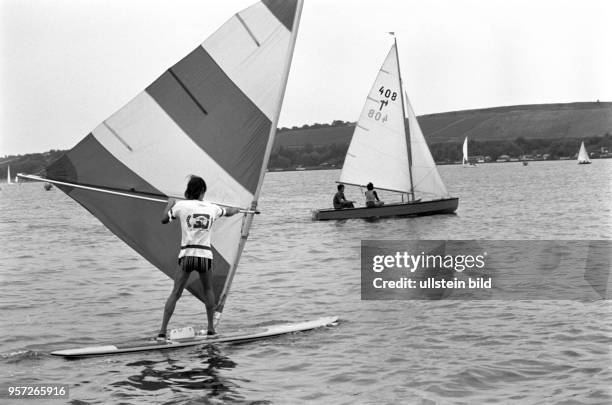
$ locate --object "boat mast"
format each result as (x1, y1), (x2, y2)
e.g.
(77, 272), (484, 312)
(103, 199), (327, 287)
(214, 0), (304, 326)
(393, 36), (414, 201)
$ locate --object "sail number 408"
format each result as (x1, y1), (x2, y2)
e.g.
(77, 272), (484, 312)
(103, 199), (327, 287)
(368, 85), (398, 122)
(379, 86), (397, 101)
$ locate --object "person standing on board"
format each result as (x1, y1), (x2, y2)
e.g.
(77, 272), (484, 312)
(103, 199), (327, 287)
(158, 175), (239, 339)
(333, 184), (355, 209)
(365, 182), (384, 207)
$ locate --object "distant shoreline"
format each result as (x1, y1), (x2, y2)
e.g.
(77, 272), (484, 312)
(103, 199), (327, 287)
(268, 156), (611, 173)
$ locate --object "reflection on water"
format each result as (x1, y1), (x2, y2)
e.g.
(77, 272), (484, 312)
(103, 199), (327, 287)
(112, 346), (246, 403)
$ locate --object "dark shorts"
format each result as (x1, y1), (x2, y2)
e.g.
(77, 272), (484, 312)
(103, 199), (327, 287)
(179, 256), (212, 273)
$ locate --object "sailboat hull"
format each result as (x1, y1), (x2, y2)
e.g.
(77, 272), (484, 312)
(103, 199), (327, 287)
(577, 161), (592, 165)
(312, 197), (458, 221)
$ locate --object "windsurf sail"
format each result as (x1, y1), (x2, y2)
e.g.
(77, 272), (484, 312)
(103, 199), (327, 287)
(20, 0), (303, 322)
(577, 141), (591, 164)
(7, 166), (11, 184)
(462, 137), (469, 165)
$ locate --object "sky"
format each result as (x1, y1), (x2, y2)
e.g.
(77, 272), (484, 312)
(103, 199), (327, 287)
(1, 0), (611, 155)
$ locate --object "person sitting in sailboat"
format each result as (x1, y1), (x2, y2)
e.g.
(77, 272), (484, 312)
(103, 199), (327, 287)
(365, 183), (384, 207)
(333, 184), (355, 209)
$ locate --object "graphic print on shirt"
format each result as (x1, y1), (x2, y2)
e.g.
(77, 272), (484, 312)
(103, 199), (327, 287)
(187, 213), (212, 230)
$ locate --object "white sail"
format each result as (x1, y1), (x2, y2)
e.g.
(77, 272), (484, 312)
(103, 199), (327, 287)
(405, 96), (449, 198)
(340, 41), (449, 201)
(462, 137), (469, 165)
(577, 141), (591, 163)
(6, 166), (11, 184)
(339, 45), (411, 193)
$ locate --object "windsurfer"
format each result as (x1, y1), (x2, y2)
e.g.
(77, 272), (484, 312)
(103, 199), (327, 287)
(158, 175), (239, 339)
(333, 184), (355, 209)
(365, 182), (384, 207)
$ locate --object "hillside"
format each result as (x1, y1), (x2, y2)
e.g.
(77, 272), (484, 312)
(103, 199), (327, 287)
(274, 102), (612, 149)
(2, 102), (611, 179)
(0, 150), (64, 182)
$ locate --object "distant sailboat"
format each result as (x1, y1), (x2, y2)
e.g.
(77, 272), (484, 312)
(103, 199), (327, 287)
(462, 137), (477, 167)
(577, 141), (591, 164)
(6, 166), (11, 184)
(313, 38), (458, 220)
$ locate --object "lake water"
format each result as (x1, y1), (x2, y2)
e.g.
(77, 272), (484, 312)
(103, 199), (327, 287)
(1, 160), (611, 404)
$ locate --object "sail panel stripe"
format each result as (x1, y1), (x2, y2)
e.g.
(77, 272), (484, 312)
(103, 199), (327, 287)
(262, 0), (297, 31)
(202, 2), (292, 121)
(146, 46), (271, 195)
(92, 92), (253, 206)
(47, 134), (162, 196)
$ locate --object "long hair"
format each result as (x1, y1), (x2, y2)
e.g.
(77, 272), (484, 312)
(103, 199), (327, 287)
(184, 175), (207, 200)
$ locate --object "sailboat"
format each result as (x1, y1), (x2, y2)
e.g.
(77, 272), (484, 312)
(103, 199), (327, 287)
(462, 137), (477, 167)
(20, 0), (336, 355)
(6, 166), (12, 184)
(313, 38), (458, 221)
(577, 141), (591, 164)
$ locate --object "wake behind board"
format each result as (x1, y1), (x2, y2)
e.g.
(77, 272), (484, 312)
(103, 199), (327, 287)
(51, 316), (338, 358)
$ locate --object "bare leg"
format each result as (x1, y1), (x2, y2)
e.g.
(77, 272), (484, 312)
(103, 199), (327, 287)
(199, 269), (216, 334)
(159, 266), (192, 335)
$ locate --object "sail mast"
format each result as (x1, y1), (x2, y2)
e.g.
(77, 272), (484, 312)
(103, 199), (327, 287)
(214, 0), (304, 324)
(394, 36), (414, 200)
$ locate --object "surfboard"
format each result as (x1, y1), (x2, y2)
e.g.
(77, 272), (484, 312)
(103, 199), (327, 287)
(51, 316), (338, 358)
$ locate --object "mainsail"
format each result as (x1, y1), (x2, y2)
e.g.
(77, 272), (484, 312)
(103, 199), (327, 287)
(7, 166), (11, 184)
(577, 141), (591, 163)
(339, 41), (448, 200)
(462, 137), (469, 165)
(25, 0), (303, 320)
(339, 44), (411, 194)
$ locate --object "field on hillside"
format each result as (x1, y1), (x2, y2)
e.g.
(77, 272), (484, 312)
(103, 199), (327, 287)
(274, 102), (612, 149)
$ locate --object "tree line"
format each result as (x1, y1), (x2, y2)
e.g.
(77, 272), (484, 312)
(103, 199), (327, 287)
(2, 134), (610, 179)
(0, 150), (64, 180)
(269, 134), (612, 169)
